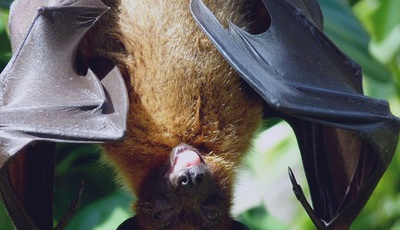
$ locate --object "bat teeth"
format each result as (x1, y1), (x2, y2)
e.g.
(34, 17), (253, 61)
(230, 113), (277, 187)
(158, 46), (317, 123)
(170, 143), (203, 166)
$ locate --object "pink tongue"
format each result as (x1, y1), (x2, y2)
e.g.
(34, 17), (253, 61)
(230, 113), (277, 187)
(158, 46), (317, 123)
(173, 150), (201, 173)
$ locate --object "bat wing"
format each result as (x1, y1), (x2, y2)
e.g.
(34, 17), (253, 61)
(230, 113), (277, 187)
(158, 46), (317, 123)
(0, 0), (128, 167)
(191, 0), (400, 227)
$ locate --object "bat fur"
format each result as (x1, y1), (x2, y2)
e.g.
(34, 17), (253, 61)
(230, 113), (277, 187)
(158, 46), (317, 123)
(80, 0), (264, 229)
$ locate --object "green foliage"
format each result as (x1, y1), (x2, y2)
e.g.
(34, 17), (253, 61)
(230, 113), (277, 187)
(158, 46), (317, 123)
(320, 0), (392, 82)
(53, 144), (120, 221)
(238, 122), (313, 230)
(0, 202), (13, 230)
(353, 0), (400, 94)
(0, 8), (10, 71)
(0, 0), (11, 9)
(237, 204), (288, 230)
(65, 191), (133, 230)
(53, 144), (135, 228)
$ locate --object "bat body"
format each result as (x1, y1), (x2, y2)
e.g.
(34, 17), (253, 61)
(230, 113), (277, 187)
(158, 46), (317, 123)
(92, 0), (264, 229)
(102, 0), (262, 190)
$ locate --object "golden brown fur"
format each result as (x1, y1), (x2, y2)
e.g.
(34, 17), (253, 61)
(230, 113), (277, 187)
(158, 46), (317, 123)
(82, 0), (264, 228)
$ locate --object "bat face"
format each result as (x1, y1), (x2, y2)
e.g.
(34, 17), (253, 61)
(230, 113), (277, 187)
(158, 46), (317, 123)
(132, 144), (233, 229)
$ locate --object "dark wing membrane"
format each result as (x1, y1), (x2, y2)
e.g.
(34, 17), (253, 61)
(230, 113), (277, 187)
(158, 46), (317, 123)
(286, 0), (324, 29)
(191, 0), (399, 227)
(0, 0), (128, 167)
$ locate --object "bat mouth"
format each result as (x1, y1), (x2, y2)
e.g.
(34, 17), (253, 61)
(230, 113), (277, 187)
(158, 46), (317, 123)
(170, 144), (204, 174)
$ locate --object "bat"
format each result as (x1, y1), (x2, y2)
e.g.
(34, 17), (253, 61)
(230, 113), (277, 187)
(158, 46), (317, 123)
(0, 0), (398, 229)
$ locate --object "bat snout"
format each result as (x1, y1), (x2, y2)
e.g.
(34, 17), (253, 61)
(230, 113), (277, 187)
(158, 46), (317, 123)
(169, 144), (210, 189)
(176, 166), (207, 187)
(170, 144), (204, 172)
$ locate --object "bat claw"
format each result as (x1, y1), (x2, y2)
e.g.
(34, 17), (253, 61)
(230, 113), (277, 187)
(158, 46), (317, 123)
(54, 180), (85, 230)
(288, 167), (327, 229)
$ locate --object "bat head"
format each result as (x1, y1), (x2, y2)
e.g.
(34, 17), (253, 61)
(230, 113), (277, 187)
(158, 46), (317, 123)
(124, 144), (248, 230)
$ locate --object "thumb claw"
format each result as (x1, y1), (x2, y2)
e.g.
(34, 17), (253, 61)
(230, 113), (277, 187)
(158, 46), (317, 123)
(288, 167), (327, 229)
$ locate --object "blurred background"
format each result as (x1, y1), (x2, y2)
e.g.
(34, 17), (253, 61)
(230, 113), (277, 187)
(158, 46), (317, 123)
(1, 0), (400, 229)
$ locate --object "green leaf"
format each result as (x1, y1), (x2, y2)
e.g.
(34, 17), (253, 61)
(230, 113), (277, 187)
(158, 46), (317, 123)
(0, 0), (11, 8)
(54, 144), (117, 221)
(64, 191), (133, 230)
(370, 25), (400, 64)
(0, 8), (10, 71)
(362, 0), (400, 65)
(0, 200), (13, 230)
(238, 204), (289, 230)
(320, 0), (392, 82)
(370, 0), (400, 42)
(349, 0), (361, 6)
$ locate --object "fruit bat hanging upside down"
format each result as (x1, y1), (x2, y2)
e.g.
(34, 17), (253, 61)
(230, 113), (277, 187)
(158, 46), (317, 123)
(97, 1), (265, 229)
(0, 0), (399, 229)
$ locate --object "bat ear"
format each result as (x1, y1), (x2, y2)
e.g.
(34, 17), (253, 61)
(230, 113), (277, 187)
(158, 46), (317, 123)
(116, 216), (140, 230)
(231, 220), (250, 230)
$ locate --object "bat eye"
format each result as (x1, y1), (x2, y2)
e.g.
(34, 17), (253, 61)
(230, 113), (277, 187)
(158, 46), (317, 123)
(152, 208), (174, 221)
(202, 208), (220, 222)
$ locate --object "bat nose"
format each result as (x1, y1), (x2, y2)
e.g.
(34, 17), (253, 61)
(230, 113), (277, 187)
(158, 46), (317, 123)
(177, 168), (206, 187)
(178, 173), (190, 186)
